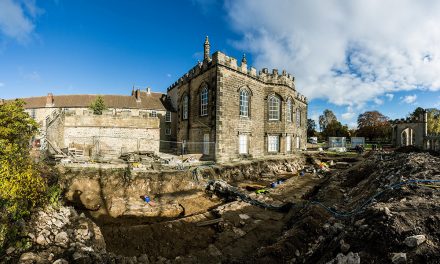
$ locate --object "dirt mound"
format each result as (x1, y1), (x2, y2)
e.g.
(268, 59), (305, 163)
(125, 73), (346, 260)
(395, 145), (422, 153)
(255, 152), (440, 263)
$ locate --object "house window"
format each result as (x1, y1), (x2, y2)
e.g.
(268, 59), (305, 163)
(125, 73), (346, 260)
(165, 128), (171, 135)
(165, 111), (171, 122)
(30, 109), (36, 119)
(286, 99), (292, 122)
(296, 108), (301, 127)
(239, 134), (248, 154)
(268, 135), (279, 152)
(150, 110), (157, 118)
(183, 95), (188, 120)
(239, 90), (249, 117)
(201, 86), (208, 116)
(268, 95), (280, 120)
(286, 135), (291, 152)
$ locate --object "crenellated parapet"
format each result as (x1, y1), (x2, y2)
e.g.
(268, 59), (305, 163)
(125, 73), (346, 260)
(212, 51), (296, 89)
(166, 51), (307, 104)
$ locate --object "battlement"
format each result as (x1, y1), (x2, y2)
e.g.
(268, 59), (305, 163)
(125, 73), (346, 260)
(212, 51), (296, 87)
(166, 51), (307, 103)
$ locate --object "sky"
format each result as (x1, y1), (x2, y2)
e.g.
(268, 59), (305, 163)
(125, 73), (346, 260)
(1, 0), (440, 128)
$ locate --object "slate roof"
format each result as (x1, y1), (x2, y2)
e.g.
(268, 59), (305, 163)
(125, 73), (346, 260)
(6, 91), (173, 111)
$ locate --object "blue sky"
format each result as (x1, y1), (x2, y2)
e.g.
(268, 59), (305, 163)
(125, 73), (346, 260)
(1, 0), (440, 128)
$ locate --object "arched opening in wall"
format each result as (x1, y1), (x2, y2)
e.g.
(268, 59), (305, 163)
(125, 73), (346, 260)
(401, 128), (415, 146)
(401, 130), (408, 146)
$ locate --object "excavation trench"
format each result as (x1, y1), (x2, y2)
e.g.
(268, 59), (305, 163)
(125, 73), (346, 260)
(57, 157), (321, 260)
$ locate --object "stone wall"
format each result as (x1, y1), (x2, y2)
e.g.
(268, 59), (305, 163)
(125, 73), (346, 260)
(174, 66), (218, 159)
(392, 112), (428, 149)
(215, 66), (307, 162)
(168, 51), (308, 162)
(45, 110), (65, 151)
(48, 115), (160, 156)
(31, 107), (178, 155)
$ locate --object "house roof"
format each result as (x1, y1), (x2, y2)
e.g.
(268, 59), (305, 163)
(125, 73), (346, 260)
(6, 91), (173, 111)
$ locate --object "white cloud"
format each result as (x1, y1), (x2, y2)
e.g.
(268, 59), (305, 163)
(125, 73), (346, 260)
(341, 112), (355, 121)
(225, 0), (440, 108)
(373, 97), (383, 105)
(385, 93), (394, 101)
(401, 94), (417, 104)
(0, 0), (42, 43)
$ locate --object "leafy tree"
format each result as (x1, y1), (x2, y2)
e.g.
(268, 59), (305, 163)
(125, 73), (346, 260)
(409, 107), (440, 134)
(0, 100), (47, 214)
(408, 107), (425, 120)
(307, 119), (317, 137)
(89, 95), (107, 115)
(319, 109), (337, 131)
(426, 108), (440, 134)
(357, 111), (392, 140)
(321, 120), (349, 138)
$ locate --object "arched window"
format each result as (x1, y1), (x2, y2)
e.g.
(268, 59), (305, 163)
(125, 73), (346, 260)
(239, 90), (249, 117)
(286, 99), (292, 122)
(182, 95), (188, 120)
(268, 95), (280, 120)
(296, 108), (301, 127)
(200, 86), (208, 116)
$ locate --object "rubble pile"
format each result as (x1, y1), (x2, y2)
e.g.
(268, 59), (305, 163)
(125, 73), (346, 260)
(1, 206), (160, 264)
(254, 152), (440, 263)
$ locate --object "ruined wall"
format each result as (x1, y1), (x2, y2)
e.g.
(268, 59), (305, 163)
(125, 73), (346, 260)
(63, 115), (160, 156)
(392, 112), (428, 149)
(45, 110), (65, 151)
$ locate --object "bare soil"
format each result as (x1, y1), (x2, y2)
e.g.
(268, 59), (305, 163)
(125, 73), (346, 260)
(67, 152), (439, 263)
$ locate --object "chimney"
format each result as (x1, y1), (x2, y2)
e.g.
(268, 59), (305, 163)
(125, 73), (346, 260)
(135, 89), (141, 102)
(46, 93), (54, 107)
(146, 87), (151, 95)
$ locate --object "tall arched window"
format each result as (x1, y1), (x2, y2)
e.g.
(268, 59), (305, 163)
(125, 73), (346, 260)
(182, 95), (188, 120)
(239, 90), (249, 117)
(268, 95), (280, 120)
(286, 99), (292, 122)
(200, 86), (208, 116)
(296, 108), (301, 127)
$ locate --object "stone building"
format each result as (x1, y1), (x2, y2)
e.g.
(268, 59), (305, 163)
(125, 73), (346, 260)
(166, 37), (308, 162)
(391, 110), (440, 151)
(9, 89), (177, 157)
(3, 37), (308, 162)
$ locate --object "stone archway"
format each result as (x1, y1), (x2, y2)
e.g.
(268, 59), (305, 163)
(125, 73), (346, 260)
(401, 130), (408, 146)
(401, 128), (415, 146)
